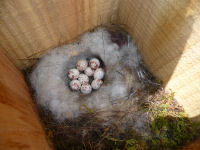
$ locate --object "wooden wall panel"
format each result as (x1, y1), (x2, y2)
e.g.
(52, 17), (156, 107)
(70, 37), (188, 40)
(0, 50), (51, 150)
(0, 0), (119, 68)
(118, 0), (200, 120)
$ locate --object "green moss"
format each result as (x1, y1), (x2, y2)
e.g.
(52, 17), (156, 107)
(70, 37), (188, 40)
(149, 116), (197, 148)
(148, 90), (200, 149)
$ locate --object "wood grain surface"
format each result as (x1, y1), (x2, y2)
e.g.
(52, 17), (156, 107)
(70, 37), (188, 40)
(0, 0), (119, 68)
(0, 50), (51, 150)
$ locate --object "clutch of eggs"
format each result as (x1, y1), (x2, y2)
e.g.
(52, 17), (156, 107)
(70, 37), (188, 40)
(68, 58), (105, 94)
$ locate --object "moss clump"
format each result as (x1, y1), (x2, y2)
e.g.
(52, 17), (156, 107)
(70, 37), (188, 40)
(149, 116), (198, 149)
(147, 90), (200, 149)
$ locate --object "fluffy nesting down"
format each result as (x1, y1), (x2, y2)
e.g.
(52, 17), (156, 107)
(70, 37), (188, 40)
(30, 27), (142, 121)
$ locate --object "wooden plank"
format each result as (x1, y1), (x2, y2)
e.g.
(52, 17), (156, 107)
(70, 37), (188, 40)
(0, 0), (119, 68)
(0, 51), (51, 150)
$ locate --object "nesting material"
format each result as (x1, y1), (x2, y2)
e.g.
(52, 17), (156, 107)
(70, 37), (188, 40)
(29, 27), (199, 150)
(30, 27), (141, 121)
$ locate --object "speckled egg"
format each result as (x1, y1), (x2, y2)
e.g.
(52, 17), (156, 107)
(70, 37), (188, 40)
(91, 79), (103, 90)
(89, 58), (100, 70)
(84, 67), (94, 76)
(81, 83), (92, 94)
(68, 69), (80, 80)
(70, 80), (81, 91)
(94, 68), (105, 79)
(78, 74), (89, 84)
(76, 59), (88, 71)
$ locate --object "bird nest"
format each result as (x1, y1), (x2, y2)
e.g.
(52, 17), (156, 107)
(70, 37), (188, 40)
(25, 26), (200, 150)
